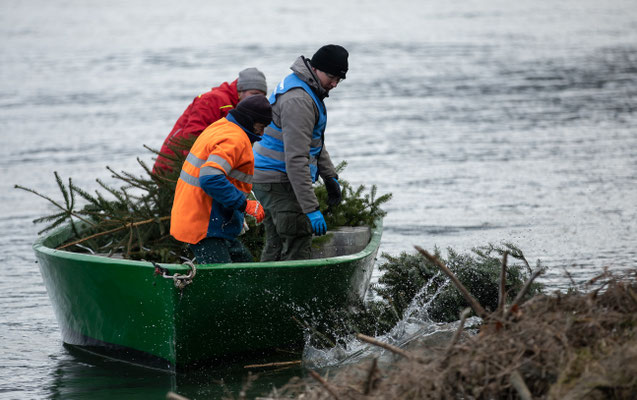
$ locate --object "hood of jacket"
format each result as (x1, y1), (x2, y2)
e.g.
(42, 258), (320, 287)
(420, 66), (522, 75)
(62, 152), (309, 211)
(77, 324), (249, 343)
(212, 80), (240, 103)
(290, 56), (329, 99)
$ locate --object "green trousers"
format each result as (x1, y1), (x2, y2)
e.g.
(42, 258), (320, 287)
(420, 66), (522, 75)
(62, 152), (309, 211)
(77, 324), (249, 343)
(252, 182), (313, 261)
(189, 237), (253, 264)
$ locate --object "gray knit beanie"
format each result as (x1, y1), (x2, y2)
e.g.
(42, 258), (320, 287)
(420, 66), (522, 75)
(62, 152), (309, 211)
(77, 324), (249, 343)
(237, 67), (267, 93)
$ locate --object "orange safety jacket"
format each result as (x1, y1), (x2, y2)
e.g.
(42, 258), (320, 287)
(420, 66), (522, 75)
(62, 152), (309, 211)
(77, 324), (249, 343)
(170, 118), (254, 244)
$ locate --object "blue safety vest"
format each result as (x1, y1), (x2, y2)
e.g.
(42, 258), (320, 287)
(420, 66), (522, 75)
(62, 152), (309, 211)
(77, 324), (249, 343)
(253, 73), (327, 182)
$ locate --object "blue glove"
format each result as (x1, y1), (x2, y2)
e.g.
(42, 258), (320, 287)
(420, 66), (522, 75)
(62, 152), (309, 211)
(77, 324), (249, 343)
(306, 210), (327, 236)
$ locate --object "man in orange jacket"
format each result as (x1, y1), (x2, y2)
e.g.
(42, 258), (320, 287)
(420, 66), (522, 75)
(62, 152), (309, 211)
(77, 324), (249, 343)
(154, 67), (267, 173)
(170, 95), (272, 264)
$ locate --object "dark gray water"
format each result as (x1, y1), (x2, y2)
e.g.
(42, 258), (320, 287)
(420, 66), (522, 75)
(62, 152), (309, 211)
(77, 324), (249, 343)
(2, 0), (636, 398)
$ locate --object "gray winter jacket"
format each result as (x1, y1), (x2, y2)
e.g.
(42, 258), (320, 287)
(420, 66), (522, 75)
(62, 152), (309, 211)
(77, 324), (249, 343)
(253, 56), (338, 213)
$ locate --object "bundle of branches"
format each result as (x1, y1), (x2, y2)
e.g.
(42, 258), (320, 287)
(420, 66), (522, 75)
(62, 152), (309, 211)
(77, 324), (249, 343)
(315, 161), (391, 230)
(269, 258), (637, 399)
(374, 243), (544, 322)
(297, 243), (544, 349)
(17, 136), (390, 263)
(17, 166), (183, 262)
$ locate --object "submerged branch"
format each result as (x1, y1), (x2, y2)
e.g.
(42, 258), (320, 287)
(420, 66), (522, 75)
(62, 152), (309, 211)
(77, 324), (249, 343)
(244, 360), (301, 369)
(445, 307), (471, 359)
(498, 252), (508, 316)
(357, 333), (413, 360)
(505, 268), (543, 318)
(308, 370), (341, 400)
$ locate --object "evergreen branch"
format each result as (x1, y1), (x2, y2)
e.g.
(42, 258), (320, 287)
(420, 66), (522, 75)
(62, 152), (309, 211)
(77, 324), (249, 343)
(54, 172), (72, 211)
(335, 160), (347, 174)
(15, 184), (97, 228)
(33, 211), (68, 225)
(108, 234), (130, 257)
(376, 193), (393, 204)
(135, 225), (144, 251)
(93, 188), (120, 215)
(139, 157), (178, 193)
(116, 168), (146, 183)
(503, 242), (533, 274)
(126, 225), (133, 258)
(68, 177), (76, 212)
(96, 178), (127, 205)
(137, 156), (166, 188)
(152, 169), (179, 186)
(142, 144), (162, 157)
(122, 189), (142, 215)
(15, 184), (67, 213)
(370, 184), (377, 203)
(56, 216), (171, 250)
(37, 216), (71, 235)
(136, 157), (153, 174)
(70, 182), (101, 209)
(107, 166), (149, 191)
(140, 196), (153, 215)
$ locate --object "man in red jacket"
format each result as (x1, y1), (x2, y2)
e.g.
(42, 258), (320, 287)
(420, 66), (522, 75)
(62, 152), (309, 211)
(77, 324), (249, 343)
(153, 67), (267, 173)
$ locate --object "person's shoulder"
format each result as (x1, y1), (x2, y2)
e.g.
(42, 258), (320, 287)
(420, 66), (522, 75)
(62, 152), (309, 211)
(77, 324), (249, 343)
(220, 118), (249, 138)
(191, 89), (216, 105)
(213, 80), (237, 95)
(225, 125), (252, 152)
(278, 90), (317, 117)
(200, 120), (242, 146)
(278, 87), (313, 104)
(199, 81), (236, 99)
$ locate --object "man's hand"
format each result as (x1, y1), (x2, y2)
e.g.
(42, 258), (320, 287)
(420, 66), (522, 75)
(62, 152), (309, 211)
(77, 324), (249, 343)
(244, 200), (265, 223)
(324, 177), (342, 207)
(306, 210), (327, 236)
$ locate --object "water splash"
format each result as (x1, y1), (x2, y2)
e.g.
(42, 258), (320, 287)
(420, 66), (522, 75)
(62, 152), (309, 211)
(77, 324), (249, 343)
(302, 271), (476, 369)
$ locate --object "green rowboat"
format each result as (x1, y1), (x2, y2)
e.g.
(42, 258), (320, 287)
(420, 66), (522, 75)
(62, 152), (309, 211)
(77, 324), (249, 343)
(33, 221), (382, 371)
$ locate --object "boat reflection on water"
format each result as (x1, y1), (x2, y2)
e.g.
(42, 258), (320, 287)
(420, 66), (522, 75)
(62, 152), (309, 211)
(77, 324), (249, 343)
(48, 344), (302, 399)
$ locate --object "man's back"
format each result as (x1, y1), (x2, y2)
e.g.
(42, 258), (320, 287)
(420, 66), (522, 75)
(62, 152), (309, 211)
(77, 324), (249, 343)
(153, 80), (239, 172)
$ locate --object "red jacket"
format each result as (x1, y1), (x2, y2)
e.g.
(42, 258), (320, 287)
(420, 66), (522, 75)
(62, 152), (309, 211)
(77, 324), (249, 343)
(154, 80), (240, 172)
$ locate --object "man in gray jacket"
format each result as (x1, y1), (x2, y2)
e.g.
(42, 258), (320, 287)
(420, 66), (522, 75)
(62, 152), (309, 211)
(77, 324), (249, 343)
(252, 44), (348, 261)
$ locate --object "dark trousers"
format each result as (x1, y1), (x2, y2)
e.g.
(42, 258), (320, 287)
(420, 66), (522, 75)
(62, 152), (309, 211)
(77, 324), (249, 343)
(252, 182), (312, 261)
(189, 236), (253, 264)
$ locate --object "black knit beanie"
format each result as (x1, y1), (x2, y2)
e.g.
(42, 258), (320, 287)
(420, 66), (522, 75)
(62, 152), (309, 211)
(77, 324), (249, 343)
(228, 95), (272, 138)
(310, 44), (349, 79)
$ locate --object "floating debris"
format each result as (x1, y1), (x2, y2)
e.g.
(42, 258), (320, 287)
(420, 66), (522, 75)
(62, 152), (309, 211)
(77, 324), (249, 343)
(268, 259), (637, 399)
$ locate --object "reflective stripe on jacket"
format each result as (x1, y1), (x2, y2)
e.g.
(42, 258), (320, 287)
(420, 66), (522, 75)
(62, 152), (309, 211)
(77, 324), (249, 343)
(253, 73), (327, 183)
(170, 118), (253, 244)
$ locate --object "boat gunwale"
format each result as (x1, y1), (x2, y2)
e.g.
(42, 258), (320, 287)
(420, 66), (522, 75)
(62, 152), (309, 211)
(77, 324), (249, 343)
(33, 219), (383, 272)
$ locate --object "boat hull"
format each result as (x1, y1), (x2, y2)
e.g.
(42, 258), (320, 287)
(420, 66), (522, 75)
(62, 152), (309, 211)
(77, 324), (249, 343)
(34, 221), (382, 371)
